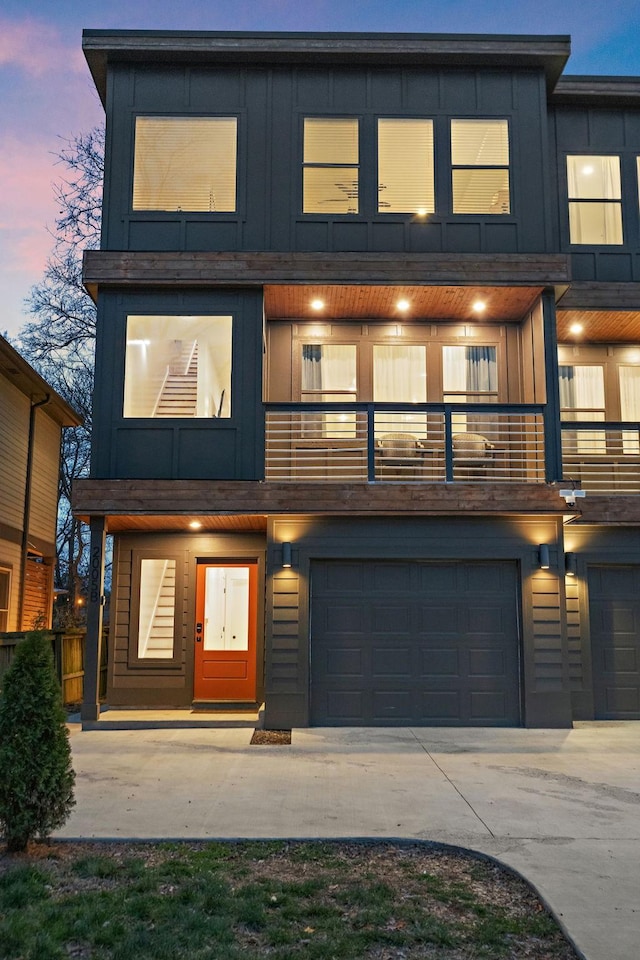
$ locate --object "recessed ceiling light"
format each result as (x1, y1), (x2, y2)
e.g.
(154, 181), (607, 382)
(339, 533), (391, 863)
(311, 299), (324, 311)
(189, 521), (202, 529)
(397, 299), (410, 311)
(472, 300), (486, 313)
(569, 323), (584, 335)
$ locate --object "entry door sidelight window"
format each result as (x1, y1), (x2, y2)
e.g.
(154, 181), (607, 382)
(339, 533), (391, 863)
(137, 559), (176, 659)
(567, 156), (622, 244)
(377, 119), (434, 214)
(132, 116), (237, 212)
(124, 315), (232, 419)
(451, 119), (510, 214)
(303, 118), (359, 214)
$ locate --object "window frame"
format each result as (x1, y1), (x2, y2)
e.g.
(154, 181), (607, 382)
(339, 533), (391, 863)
(131, 113), (242, 216)
(566, 154), (623, 246)
(0, 566), (11, 632)
(128, 551), (182, 669)
(122, 313), (234, 421)
(302, 116), (360, 216)
(450, 118), (511, 216)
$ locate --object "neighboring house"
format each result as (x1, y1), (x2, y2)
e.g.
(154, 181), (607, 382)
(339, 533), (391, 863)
(0, 335), (81, 631)
(76, 30), (640, 728)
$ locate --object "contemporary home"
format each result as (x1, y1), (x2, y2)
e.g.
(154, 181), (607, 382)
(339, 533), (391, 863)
(76, 30), (640, 728)
(0, 334), (81, 631)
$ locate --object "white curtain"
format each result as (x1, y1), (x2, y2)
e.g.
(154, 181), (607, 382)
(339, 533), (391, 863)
(374, 345), (426, 434)
(620, 366), (640, 454)
(559, 365), (606, 454)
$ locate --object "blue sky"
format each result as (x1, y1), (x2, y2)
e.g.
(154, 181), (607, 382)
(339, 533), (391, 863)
(1, 0), (640, 337)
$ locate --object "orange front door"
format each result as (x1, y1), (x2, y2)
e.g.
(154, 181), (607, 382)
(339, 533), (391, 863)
(194, 562), (258, 702)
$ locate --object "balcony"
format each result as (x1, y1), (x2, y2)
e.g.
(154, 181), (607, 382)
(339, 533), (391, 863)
(265, 403), (546, 483)
(562, 422), (640, 495)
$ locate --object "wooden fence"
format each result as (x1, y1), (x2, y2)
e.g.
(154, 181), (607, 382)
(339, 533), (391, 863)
(0, 630), (108, 705)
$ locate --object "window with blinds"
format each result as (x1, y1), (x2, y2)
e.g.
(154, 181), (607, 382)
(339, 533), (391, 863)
(378, 119), (434, 214)
(132, 117), (237, 212)
(567, 156), (622, 244)
(303, 118), (359, 214)
(451, 119), (510, 214)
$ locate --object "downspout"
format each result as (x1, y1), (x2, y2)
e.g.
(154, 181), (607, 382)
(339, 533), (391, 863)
(18, 394), (51, 628)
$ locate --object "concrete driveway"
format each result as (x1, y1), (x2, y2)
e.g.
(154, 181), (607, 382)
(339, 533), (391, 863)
(60, 721), (640, 960)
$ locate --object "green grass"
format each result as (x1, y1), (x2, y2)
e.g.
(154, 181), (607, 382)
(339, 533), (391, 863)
(0, 841), (578, 960)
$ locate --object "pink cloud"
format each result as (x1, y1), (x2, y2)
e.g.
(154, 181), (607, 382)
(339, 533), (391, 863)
(0, 17), (85, 76)
(0, 136), (62, 272)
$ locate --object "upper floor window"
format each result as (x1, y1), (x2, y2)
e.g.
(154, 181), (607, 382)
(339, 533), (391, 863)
(132, 117), (237, 212)
(0, 567), (10, 631)
(377, 119), (434, 214)
(303, 118), (359, 214)
(567, 156), (622, 244)
(451, 120), (510, 214)
(124, 315), (232, 419)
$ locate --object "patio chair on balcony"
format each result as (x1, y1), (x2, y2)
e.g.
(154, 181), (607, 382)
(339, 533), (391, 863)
(452, 432), (496, 479)
(376, 432), (426, 480)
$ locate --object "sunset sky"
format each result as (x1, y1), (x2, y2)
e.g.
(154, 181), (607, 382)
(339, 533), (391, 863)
(2, 0), (640, 338)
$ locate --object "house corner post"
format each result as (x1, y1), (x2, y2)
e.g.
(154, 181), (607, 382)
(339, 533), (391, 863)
(542, 288), (563, 483)
(81, 516), (106, 722)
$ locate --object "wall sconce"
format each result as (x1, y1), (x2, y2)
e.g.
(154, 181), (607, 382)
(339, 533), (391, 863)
(565, 552), (577, 577)
(538, 544), (550, 570)
(281, 542), (292, 568)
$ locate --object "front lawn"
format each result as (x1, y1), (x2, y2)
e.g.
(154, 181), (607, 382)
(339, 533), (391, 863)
(0, 840), (579, 959)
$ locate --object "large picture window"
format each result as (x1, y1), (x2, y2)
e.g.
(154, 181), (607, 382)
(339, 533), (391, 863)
(378, 119), (434, 214)
(132, 117), (237, 212)
(124, 315), (232, 419)
(451, 120), (510, 214)
(567, 156), (622, 244)
(303, 118), (359, 214)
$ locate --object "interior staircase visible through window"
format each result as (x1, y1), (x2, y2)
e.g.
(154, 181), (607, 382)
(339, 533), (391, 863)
(140, 560), (176, 658)
(154, 341), (198, 417)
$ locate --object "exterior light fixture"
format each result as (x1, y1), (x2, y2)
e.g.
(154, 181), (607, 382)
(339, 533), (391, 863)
(472, 300), (486, 313)
(311, 299), (324, 311)
(189, 521), (202, 529)
(538, 544), (551, 570)
(397, 299), (410, 312)
(565, 552), (577, 577)
(282, 542), (292, 568)
(569, 323), (583, 335)
(415, 208), (428, 218)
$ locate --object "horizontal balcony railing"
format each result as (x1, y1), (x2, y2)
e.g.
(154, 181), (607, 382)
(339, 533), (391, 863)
(561, 421), (640, 494)
(265, 402), (546, 483)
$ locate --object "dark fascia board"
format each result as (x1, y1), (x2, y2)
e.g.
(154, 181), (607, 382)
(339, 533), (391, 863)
(82, 30), (571, 106)
(552, 75), (640, 106)
(0, 334), (83, 427)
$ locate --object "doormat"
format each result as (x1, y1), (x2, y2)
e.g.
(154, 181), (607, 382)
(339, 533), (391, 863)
(250, 729), (292, 745)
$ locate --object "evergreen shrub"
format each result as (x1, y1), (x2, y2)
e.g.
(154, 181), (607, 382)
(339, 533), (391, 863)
(0, 631), (75, 851)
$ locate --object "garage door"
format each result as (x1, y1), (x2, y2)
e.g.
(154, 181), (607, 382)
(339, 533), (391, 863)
(589, 566), (640, 719)
(310, 560), (521, 726)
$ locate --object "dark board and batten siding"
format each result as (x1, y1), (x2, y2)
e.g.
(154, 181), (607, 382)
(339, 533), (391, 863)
(102, 60), (553, 257)
(264, 515), (572, 729)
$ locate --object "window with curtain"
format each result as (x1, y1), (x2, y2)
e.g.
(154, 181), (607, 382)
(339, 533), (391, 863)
(303, 118), (359, 214)
(377, 119), (434, 214)
(567, 156), (622, 244)
(559, 364), (606, 453)
(619, 365), (640, 454)
(443, 345), (498, 434)
(451, 120), (510, 214)
(132, 117), (237, 212)
(301, 343), (357, 436)
(124, 315), (232, 419)
(373, 344), (427, 434)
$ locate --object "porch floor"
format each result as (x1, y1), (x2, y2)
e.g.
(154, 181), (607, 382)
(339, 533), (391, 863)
(77, 705), (264, 731)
